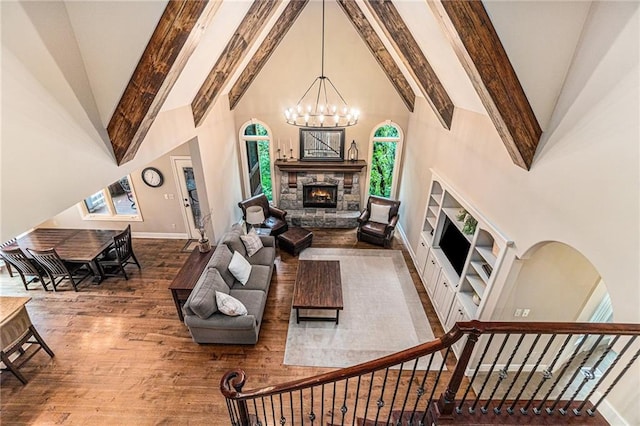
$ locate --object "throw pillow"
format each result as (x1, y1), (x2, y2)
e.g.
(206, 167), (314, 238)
(189, 268), (228, 319)
(240, 228), (264, 257)
(215, 291), (248, 316)
(370, 203), (391, 224)
(228, 250), (252, 285)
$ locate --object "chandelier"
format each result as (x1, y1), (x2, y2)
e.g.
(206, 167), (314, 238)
(284, 0), (359, 128)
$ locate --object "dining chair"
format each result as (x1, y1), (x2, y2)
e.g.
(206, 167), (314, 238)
(27, 248), (93, 291)
(97, 225), (141, 280)
(0, 247), (49, 291)
(1, 239), (16, 277)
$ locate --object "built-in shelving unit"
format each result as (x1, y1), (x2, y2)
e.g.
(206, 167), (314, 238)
(422, 181), (442, 243)
(415, 170), (512, 327)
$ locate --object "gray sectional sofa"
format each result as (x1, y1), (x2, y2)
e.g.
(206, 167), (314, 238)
(182, 224), (276, 344)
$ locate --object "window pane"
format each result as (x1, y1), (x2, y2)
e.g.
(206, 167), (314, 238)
(257, 140), (272, 201)
(369, 141), (397, 198)
(108, 177), (137, 215)
(84, 191), (108, 214)
(244, 123), (269, 136)
(374, 124), (399, 138)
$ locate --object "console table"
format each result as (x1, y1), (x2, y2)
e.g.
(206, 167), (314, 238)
(169, 248), (215, 321)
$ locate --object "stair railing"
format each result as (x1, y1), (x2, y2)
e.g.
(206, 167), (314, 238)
(221, 321), (640, 425)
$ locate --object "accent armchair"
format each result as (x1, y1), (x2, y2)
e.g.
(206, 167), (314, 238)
(238, 194), (288, 237)
(357, 195), (401, 248)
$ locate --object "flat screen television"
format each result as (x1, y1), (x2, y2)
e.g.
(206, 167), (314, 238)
(439, 216), (471, 276)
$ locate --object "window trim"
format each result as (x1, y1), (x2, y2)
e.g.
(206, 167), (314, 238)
(365, 121), (404, 199)
(78, 175), (143, 222)
(238, 119), (276, 204)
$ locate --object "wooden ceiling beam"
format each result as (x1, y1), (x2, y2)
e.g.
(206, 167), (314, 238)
(107, 0), (220, 165)
(337, 0), (415, 112)
(229, 0), (309, 110)
(365, 0), (454, 129)
(192, 0), (282, 127)
(428, 0), (542, 170)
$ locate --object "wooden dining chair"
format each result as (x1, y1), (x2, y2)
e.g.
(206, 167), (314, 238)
(97, 225), (141, 280)
(27, 248), (93, 292)
(1, 239), (16, 277)
(0, 247), (49, 291)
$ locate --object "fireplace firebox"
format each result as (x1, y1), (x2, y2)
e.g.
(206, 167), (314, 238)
(303, 184), (338, 208)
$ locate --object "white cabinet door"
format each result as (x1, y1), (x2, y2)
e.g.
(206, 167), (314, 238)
(433, 273), (455, 325)
(423, 251), (440, 298)
(415, 235), (429, 278)
(445, 297), (471, 357)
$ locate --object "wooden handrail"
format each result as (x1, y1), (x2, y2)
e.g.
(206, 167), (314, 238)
(221, 321), (640, 401)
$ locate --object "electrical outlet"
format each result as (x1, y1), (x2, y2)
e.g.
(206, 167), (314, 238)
(522, 309), (530, 317)
(164, 194), (169, 200)
(168, 194), (175, 199)
(514, 308), (522, 317)
(171, 224), (176, 230)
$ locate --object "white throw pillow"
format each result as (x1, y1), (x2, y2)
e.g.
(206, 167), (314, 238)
(228, 250), (252, 285)
(215, 291), (248, 316)
(370, 203), (391, 224)
(240, 228), (264, 257)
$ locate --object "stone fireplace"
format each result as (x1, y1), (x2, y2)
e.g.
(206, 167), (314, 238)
(275, 160), (367, 228)
(303, 184), (337, 208)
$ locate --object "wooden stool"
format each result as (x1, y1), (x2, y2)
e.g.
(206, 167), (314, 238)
(277, 228), (313, 256)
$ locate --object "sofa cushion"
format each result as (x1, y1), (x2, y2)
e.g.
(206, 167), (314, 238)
(207, 244), (235, 287)
(189, 268), (229, 319)
(229, 289), (267, 323)
(370, 203), (391, 224)
(245, 246), (275, 266)
(240, 228), (264, 257)
(229, 251), (252, 285)
(222, 228), (247, 257)
(216, 291), (248, 316)
(232, 264), (271, 291)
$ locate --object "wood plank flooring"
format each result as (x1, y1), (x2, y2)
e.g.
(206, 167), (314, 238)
(0, 228), (448, 425)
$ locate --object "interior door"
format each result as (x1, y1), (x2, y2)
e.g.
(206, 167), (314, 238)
(173, 157), (201, 239)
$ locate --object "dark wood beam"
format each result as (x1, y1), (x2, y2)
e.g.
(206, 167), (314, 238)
(365, 0), (454, 129)
(228, 0), (309, 110)
(192, 0), (282, 127)
(107, 0), (220, 165)
(429, 0), (542, 170)
(337, 0), (415, 112)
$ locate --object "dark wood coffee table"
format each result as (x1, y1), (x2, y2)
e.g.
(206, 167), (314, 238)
(292, 260), (343, 324)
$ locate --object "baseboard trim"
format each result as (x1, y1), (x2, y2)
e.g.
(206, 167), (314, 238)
(396, 223), (419, 269)
(131, 232), (189, 239)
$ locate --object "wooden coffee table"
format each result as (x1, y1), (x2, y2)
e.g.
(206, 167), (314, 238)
(292, 260), (343, 324)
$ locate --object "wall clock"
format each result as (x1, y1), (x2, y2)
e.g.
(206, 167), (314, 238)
(141, 167), (164, 188)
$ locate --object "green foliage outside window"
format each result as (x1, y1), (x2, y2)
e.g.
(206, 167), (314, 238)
(369, 141), (396, 198)
(244, 123), (268, 136)
(257, 140), (272, 201)
(374, 124), (399, 138)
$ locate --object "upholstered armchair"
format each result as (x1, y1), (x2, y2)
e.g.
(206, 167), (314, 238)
(238, 194), (289, 237)
(357, 195), (401, 248)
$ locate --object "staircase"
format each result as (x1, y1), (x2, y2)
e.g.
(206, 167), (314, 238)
(221, 321), (640, 425)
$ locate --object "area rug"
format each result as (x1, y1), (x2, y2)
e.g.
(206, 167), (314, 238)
(284, 248), (444, 370)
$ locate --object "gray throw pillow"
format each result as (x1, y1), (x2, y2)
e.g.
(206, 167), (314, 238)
(208, 244), (235, 287)
(222, 229), (247, 257)
(189, 268), (229, 319)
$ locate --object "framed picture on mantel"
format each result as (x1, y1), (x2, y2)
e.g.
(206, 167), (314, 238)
(299, 128), (345, 161)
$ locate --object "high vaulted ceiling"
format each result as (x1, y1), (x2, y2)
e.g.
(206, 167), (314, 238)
(62, 0), (591, 169)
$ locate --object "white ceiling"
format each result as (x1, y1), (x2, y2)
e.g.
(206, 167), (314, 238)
(61, 0), (592, 132)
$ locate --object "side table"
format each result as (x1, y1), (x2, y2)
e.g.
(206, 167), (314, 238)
(169, 247), (215, 322)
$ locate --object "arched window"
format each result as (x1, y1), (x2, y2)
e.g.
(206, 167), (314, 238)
(239, 120), (274, 202)
(366, 121), (403, 199)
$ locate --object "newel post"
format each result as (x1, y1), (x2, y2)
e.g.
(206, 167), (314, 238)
(437, 330), (480, 417)
(220, 369), (250, 426)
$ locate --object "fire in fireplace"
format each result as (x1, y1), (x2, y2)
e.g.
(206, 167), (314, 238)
(303, 184), (338, 208)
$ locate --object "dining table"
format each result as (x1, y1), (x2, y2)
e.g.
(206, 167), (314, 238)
(12, 228), (121, 282)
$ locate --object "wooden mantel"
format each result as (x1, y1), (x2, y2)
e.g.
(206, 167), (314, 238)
(275, 160), (367, 189)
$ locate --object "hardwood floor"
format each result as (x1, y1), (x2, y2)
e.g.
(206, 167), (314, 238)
(0, 228), (447, 424)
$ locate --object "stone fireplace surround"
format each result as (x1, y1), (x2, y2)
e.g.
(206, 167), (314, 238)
(275, 160), (366, 228)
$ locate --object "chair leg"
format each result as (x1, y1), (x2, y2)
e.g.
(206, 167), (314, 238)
(130, 252), (141, 269)
(0, 351), (28, 384)
(29, 326), (54, 358)
(4, 261), (14, 277)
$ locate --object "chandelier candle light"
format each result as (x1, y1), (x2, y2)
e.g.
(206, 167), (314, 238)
(284, 0), (359, 128)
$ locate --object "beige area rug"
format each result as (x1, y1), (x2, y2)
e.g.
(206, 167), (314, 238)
(284, 248), (444, 370)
